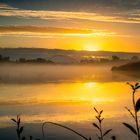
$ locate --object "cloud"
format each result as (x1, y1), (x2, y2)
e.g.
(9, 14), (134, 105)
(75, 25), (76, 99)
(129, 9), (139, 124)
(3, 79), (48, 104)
(0, 26), (93, 34)
(0, 25), (118, 38)
(0, 3), (140, 24)
(0, 3), (17, 10)
(1, 0), (140, 11)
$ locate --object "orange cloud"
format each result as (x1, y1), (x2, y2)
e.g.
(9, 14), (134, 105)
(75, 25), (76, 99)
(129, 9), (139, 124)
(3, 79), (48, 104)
(0, 26), (118, 37)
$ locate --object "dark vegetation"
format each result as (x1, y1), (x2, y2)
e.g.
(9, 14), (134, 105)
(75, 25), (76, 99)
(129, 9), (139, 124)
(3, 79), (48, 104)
(0, 54), (54, 64)
(0, 54), (139, 65)
(0, 54), (10, 62)
(112, 61), (140, 71)
(10, 83), (140, 140)
(18, 58), (54, 64)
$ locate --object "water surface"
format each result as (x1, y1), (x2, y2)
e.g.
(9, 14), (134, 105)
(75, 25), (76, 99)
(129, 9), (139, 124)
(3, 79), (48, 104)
(0, 64), (139, 140)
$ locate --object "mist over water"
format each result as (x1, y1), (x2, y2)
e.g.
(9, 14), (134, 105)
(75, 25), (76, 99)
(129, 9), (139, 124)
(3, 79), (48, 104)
(0, 64), (140, 140)
(0, 63), (138, 84)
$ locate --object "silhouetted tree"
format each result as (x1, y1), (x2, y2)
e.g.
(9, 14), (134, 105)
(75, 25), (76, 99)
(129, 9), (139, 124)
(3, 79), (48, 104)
(19, 58), (26, 63)
(112, 55), (120, 61)
(0, 54), (2, 60)
(3, 56), (10, 62)
(131, 56), (139, 61)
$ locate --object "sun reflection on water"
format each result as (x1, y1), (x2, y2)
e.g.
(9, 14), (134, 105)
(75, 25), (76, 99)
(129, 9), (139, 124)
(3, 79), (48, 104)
(0, 81), (133, 128)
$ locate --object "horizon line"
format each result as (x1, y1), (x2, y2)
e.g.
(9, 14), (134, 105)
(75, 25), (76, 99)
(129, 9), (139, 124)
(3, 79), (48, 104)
(0, 47), (140, 54)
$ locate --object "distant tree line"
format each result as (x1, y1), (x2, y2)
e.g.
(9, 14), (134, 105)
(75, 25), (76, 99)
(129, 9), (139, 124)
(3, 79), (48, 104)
(0, 54), (54, 64)
(0, 54), (139, 64)
(0, 54), (10, 62)
(80, 55), (139, 64)
(18, 57), (54, 64)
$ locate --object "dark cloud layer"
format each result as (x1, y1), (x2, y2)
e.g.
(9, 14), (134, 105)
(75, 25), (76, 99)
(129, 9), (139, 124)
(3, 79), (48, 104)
(0, 0), (140, 12)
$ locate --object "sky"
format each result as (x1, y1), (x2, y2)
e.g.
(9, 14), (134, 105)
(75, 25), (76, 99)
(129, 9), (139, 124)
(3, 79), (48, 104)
(0, 0), (140, 52)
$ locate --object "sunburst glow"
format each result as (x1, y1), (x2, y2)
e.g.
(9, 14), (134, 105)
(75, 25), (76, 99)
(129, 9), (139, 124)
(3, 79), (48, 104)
(83, 44), (100, 51)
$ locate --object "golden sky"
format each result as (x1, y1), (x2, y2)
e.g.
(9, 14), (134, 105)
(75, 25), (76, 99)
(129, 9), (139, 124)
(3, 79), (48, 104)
(0, 1), (140, 52)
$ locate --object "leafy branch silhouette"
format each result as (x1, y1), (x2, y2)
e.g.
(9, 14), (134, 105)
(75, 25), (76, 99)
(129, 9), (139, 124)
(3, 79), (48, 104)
(93, 107), (115, 140)
(123, 82), (140, 140)
(11, 115), (40, 140)
(11, 115), (25, 140)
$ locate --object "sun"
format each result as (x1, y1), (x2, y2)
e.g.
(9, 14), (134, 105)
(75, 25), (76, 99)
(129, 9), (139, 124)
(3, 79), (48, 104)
(83, 44), (99, 51)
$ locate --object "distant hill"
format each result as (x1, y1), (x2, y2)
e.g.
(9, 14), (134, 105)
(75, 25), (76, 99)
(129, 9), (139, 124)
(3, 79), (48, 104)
(0, 48), (140, 63)
(111, 61), (140, 71)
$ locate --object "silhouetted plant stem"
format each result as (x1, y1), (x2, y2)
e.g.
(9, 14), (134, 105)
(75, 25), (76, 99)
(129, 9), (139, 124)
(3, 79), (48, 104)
(99, 122), (103, 140)
(93, 107), (113, 140)
(132, 90), (140, 140)
(42, 122), (90, 140)
(11, 115), (41, 140)
(11, 115), (24, 140)
(123, 82), (140, 140)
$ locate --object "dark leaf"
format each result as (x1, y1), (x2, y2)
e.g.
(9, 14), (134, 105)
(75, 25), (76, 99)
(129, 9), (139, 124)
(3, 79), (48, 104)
(127, 82), (135, 90)
(122, 122), (137, 135)
(96, 116), (100, 122)
(131, 85), (135, 90)
(22, 136), (26, 140)
(96, 134), (101, 140)
(136, 98), (140, 112)
(99, 119), (102, 123)
(94, 107), (98, 113)
(11, 118), (16, 123)
(18, 118), (21, 123)
(17, 115), (19, 121)
(16, 128), (19, 134)
(100, 110), (103, 115)
(101, 118), (104, 122)
(89, 137), (92, 140)
(135, 83), (139, 87)
(20, 126), (23, 133)
(125, 107), (135, 119)
(111, 136), (116, 140)
(135, 86), (140, 90)
(92, 123), (100, 130)
(103, 129), (112, 136)
(17, 118), (21, 126)
(30, 136), (33, 140)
